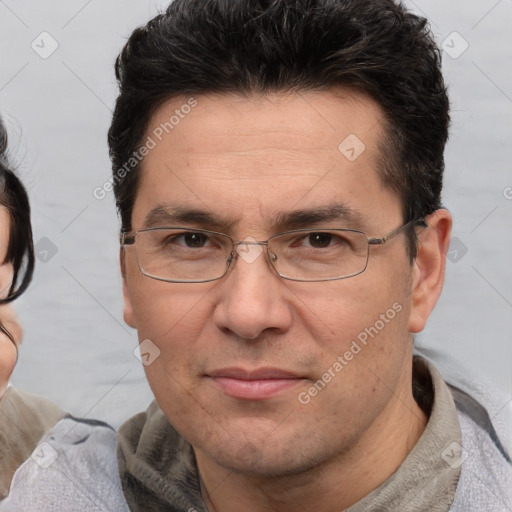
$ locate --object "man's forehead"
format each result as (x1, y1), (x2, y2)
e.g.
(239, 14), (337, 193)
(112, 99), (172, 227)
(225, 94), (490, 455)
(145, 89), (385, 145)
(139, 90), (387, 189)
(132, 89), (399, 230)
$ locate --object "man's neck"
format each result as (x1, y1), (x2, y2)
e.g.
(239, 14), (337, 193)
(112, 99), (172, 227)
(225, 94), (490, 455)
(197, 367), (428, 512)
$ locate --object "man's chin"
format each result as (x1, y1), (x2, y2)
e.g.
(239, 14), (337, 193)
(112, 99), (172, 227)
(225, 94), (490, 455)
(192, 430), (333, 479)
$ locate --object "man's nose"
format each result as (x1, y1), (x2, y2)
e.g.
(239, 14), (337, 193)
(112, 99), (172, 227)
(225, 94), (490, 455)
(212, 242), (292, 340)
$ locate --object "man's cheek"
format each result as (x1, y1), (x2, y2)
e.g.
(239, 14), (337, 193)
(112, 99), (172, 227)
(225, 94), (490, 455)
(134, 303), (207, 361)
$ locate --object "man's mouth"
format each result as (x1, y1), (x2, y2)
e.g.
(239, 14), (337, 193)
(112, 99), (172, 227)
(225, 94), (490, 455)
(206, 367), (306, 400)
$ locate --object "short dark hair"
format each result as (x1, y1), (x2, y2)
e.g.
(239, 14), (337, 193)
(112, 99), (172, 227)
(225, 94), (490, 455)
(108, 0), (449, 256)
(0, 117), (35, 303)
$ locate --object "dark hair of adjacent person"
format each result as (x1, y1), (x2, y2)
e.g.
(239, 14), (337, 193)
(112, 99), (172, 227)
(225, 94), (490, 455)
(108, 0), (450, 259)
(0, 118), (35, 303)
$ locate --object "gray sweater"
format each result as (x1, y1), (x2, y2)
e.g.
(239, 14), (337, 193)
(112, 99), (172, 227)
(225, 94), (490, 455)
(1, 358), (511, 511)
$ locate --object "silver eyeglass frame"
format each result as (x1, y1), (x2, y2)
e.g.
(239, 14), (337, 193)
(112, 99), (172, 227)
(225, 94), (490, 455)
(120, 217), (426, 283)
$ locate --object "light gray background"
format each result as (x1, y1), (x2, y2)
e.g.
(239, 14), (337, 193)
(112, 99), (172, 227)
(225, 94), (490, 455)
(0, 1), (511, 428)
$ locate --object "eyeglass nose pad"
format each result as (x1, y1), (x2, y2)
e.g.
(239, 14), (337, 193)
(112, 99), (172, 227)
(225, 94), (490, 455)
(269, 251), (278, 262)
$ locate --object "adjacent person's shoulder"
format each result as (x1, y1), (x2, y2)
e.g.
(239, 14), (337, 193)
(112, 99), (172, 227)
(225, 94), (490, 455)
(0, 386), (64, 498)
(1, 412), (128, 511)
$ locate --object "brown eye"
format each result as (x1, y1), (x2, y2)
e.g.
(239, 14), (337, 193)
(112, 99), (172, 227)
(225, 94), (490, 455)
(182, 232), (209, 247)
(307, 233), (333, 248)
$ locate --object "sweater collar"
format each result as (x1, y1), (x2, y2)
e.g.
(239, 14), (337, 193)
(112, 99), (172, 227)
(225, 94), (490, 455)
(345, 357), (461, 511)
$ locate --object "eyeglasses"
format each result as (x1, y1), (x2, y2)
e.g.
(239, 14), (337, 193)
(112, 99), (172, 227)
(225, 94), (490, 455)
(120, 218), (425, 283)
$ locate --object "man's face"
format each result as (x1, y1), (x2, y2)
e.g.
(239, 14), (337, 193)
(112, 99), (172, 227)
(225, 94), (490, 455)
(122, 90), (421, 475)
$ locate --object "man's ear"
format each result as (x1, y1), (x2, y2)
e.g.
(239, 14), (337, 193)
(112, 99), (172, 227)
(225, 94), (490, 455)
(120, 247), (136, 329)
(409, 209), (452, 333)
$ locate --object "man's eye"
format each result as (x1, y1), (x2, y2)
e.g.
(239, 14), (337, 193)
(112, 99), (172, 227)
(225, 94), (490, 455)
(306, 232), (335, 248)
(155, 231), (212, 249)
(183, 232), (210, 248)
(169, 232), (210, 248)
(298, 232), (349, 249)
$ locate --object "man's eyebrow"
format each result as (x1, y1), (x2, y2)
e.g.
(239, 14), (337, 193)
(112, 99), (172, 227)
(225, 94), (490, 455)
(273, 203), (364, 231)
(143, 205), (233, 231)
(143, 203), (364, 232)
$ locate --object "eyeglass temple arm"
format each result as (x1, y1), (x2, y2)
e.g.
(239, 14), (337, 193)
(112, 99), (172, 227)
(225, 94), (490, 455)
(367, 218), (427, 246)
(120, 233), (136, 245)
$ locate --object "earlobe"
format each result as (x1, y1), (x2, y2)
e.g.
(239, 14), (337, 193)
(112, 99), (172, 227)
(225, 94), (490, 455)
(120, 248), (136, 329)
(408, 209), (452, 333)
